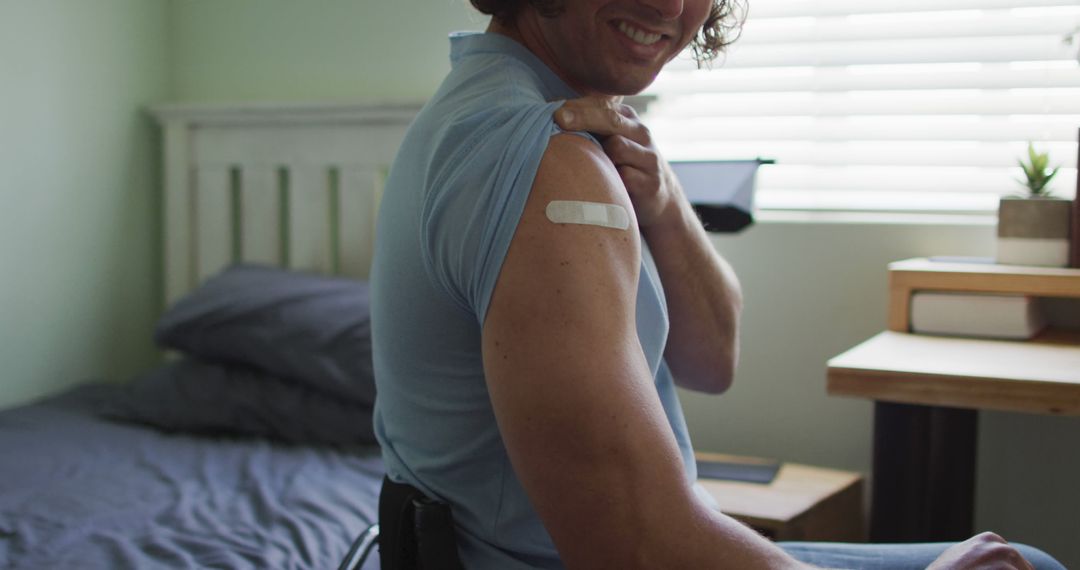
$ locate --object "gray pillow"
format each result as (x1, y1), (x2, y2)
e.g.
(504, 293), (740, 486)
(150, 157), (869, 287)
(105, 358), (375, 446)
(154, 265), (374, 406)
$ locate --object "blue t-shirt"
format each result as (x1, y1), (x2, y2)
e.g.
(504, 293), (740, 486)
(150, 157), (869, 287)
(370, 32), (697, 569)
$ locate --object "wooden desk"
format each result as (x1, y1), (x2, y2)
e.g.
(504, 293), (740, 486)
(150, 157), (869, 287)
(829, 331), (1080, 415)
(827, 258), (1080, 542)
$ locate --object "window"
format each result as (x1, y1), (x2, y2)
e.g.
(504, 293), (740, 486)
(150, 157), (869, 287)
(645, 0), (1080, 216)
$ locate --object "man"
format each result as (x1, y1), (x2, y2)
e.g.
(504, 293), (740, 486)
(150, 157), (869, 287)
(370, 0), (1060, 568)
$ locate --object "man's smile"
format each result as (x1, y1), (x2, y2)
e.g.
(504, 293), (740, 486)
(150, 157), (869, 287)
(615, 19), (665, 46)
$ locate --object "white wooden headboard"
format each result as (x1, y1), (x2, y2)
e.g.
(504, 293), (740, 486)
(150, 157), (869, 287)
(150, 102), (422, 306)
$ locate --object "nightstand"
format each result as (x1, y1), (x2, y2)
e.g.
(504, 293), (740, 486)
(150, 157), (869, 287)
(696, 452), (865, 541)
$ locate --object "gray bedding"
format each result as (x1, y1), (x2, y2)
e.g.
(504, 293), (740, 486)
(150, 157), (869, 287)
(0, 384), (383, 569)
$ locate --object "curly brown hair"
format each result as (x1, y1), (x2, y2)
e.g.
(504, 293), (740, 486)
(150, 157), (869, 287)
(469, 0), (746, 63)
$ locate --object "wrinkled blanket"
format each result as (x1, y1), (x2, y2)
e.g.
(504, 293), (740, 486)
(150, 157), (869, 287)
(0, 385), (382, 569)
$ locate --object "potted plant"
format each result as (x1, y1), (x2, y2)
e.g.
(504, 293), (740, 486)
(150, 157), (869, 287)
(997, 143), (1073, 267)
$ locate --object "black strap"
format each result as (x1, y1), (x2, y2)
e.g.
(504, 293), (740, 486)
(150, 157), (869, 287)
(379, 476), (422, 570)
(378, 476), (464, 570)
(413, 495), (463, 570)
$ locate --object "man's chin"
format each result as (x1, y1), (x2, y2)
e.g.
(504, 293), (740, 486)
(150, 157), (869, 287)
(595, 76), (655, 97)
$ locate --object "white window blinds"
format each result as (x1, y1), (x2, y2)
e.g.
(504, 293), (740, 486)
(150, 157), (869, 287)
(645, 0), (1080, 215)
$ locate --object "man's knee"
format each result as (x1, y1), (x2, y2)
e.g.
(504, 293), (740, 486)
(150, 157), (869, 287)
(1012, 543), (1066, 570)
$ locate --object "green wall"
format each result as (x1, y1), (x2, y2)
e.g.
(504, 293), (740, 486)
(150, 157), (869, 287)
(168, 0), (483, 103)
(0, 1), (169, 408)
(0, 0), (479, 411)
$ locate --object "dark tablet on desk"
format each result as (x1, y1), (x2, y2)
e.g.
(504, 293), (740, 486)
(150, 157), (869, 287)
(671, 158), (773, 234)
(696, 457), (781, 485)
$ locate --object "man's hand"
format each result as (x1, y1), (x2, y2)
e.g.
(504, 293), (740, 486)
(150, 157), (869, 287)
(554, 96), (683, 229)
(555, 95), (742, 394)
(927, 532), (1035, 570)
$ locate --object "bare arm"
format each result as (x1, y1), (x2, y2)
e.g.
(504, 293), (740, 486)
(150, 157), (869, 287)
(555, 97), (741, 394)
(481, 133), (800, 568)
(551, 101), (1045, 570)
(639, 190), (743, 394)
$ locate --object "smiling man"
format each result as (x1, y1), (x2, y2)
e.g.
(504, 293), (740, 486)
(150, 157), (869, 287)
(369, 1), (1059, 569)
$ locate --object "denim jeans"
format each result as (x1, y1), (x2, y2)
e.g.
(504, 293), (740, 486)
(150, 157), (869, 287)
(356, 539), (1067, 569)
(779, 541), (1065, 570)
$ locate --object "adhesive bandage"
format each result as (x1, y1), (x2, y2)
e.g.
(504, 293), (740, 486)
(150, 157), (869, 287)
(545, 200), (630, 230)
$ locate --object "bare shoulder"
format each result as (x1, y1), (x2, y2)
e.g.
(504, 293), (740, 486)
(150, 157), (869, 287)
(481, 130), (652, 455)
(509, 132), (639, 273)
(485, 133), (641, 331)
(533, 132), (633, 208)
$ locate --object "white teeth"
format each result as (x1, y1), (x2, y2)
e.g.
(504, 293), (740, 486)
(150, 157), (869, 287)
(617, 20), (662, 46)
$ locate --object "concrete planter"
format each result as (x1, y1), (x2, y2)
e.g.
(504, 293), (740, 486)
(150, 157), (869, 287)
(996, 197), (1073, 266)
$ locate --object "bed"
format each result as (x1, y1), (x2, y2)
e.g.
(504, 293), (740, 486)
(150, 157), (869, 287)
(0, 102), (421, 569)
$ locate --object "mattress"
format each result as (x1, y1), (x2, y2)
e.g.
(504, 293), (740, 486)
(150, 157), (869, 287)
(0, 384), (383, 570)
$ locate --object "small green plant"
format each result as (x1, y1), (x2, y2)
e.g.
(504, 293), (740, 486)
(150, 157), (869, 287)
(1016, 142), (1060, 197)
(1065, 25), (1080, 64)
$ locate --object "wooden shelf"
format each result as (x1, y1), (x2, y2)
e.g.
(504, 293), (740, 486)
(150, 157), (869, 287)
(887, 258), (1080, 332)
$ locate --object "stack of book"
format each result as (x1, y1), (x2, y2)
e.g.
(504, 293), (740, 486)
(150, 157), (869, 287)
(910, 291), (1047, 340)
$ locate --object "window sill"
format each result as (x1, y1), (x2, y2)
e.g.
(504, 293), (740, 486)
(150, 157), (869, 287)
(753, 210), (996, 227)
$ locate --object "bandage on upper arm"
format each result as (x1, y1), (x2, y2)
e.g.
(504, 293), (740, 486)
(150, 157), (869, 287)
(545, 200), (630, 230)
